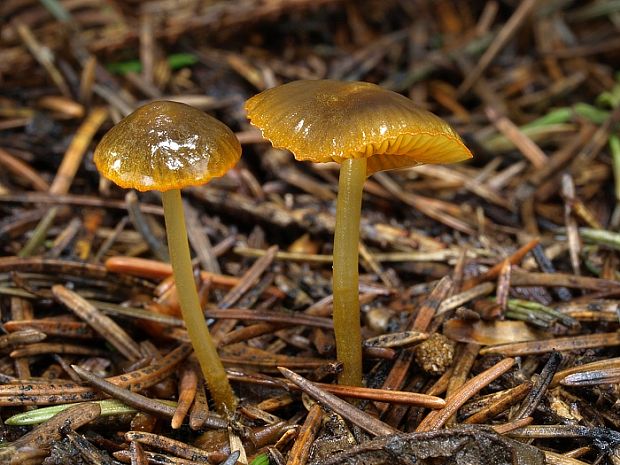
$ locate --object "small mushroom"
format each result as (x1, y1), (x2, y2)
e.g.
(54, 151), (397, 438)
(246, 80), (472, 386)
(94, 101), (239, 411)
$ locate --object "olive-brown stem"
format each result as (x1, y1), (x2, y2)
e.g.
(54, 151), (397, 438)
(333, 157), (367, 386)
(161, 189), (236, 412)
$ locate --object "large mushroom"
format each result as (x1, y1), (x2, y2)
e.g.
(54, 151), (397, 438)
(94, 100), (239, 411)
(246, 80), (472, 386)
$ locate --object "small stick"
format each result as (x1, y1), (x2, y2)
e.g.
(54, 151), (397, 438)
(10, 296), (36, 380)
(495, 259), (511, 311)
(0, 329), (46, 349)
(463, 238), (539, 288)
(359, 241), (398, 288)
(184, 200), (221, 273)
(114, 449), (221, 464)
(493, 416), (533, 434)
(218, 245), (279, 309)
(218, 322), (286, 347)
(20, 107), (109, 256)
(507, 424), (620, 444)
(13, 20), (71, 97)
(0, 344), (191, 400)
(445, 343), (480, 426)
(10, 342), (105, 358)
(485, 106), (548, 168)
(0, 192), (164, 214)
(93, 216), (129, 262)
(10, 402), (100, 453)
(413, 164), (511, 209)
(230, 368), (445, 408)
(189, 378), (210, 430)
(286, 403), (324, 465)
(79, 55), (97, 106)
(0, 257), (142, 288)
(278, 367), (397, 436)
(53, 284), (142, 361)
(126, 191), (169, 262)
(364, 331), (428, 349)
(48, 217), (83, 258)
(105, 256), (285, 298)
(561, 174), (582, 276)
(72, 364), (226, 429)
(65, 429), (117, 465)
(129, 440), (148, 465)
(437, 282), (495, 315)
(464, 382), (532, 424)
(543, 450), (591, 465)
(234, 246), (484, 263)
(481, 332), (620, 356)
(413, 275), (454, 331)
(513, 352), (561, 420)
(212, 245), (280, 340)
(374, 172), (475, 234)
(416, 358), (515, 431)
(139, 11), (155, 85)
(0, 148), (49, 191)
(125, 431), (224, 463)
(311, 382), (445, 408)
(37, 95), (85, 118)
(54, 354), (83, 383)
(204, 308), (333, 329)
(228, 427), (247, 465)
(171, 362), (198, 429)
(510, 269), (620, 291)
(50, 107), (110, 195)
(561, 367), (620, 386)
(458, 0), (539, 94)
(531, 244), (572, 301)
(563, 447), (593, 460)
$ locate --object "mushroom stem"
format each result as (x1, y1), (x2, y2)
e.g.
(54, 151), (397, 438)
(161, 189), (236, 412)
(333, 156), (367, 386)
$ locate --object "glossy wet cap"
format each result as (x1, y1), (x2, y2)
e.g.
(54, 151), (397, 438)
(245, 80), (472, 175)
(94, 101), (241, 192)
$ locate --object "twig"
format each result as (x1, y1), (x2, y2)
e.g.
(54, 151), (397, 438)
(278, 367), (397, 436)
(52, 284), (143, 361)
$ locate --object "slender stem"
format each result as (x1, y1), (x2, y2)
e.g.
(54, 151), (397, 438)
(161, 189), (236, 412)
(333, 157), (367, 386)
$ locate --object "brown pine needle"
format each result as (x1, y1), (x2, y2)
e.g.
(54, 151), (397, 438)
(278, 367), (397, 436)
(171, 362), (199, 429)
(52, 284), (142, 361)
(416, 358), (515, 431)
(481, 332), (620, 356)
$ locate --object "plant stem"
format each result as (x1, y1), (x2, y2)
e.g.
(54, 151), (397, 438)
(333, 157), (366, 386)
(161, 189), (236, 412)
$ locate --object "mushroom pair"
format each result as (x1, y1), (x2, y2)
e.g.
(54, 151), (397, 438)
(95, 80), (471, 411)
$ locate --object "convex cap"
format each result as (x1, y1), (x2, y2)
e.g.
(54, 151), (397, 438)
(95, 101), (241, 192)
(245, 80), (472, 175)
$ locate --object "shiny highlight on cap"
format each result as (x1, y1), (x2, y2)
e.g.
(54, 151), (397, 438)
(94, 101), (241, 192)
(245, 80), (472, 175)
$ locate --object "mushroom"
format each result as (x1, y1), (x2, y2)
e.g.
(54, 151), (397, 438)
(245, 80), (472, 386)
(94, 101), (239, 411)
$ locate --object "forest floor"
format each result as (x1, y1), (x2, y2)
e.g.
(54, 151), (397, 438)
(2, 1), (620, 464)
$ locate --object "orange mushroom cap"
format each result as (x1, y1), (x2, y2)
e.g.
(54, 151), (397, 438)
(245, 80), (472, 175)
(94, 101), (241, 192)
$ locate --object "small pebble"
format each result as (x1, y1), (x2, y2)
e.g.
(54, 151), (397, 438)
(414, 333), (455, 375)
